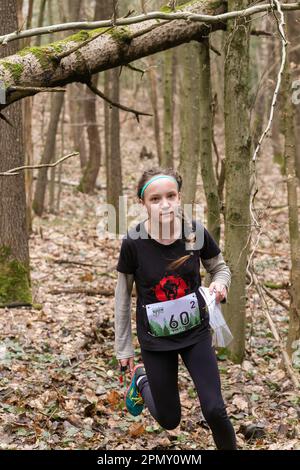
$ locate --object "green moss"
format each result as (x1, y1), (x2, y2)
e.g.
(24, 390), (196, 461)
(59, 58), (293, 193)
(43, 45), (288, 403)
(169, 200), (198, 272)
(19, 45), (54, 70)
(1, 61), (24, 83)
(160, 5), (172, 13)
(0, 245), (32, 307)
(48, 43), (65, 54)
(110, 26), (132, 44)
(67, 30), (91, 43)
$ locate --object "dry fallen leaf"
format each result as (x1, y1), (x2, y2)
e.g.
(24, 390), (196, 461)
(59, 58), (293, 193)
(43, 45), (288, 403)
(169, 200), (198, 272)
(129, 423), (145, 438)
(106, 390), (121, 408)
(232, 396), (248, 412)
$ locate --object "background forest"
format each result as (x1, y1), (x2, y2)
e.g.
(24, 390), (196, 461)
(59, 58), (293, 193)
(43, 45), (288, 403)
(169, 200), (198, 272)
(0, 0), (299, 450)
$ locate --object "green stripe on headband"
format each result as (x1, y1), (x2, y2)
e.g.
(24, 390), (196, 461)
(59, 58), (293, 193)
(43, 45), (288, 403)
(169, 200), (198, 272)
(140, 175), (178, 198)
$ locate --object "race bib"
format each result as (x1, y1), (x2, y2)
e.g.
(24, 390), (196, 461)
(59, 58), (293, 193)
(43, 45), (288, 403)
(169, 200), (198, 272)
(146, 292), (201, 337)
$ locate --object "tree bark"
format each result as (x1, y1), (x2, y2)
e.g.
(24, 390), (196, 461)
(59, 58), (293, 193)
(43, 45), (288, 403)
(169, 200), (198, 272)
(223, 0), (251, 364)
(106, 1), (122, 236)
(281, 37), (300, 357)
(178, 41), (200, 206)
(78, 0), (102, 194)
(198, 37), (221, 244)
(67, 0), (87, 170)
(148, 56), (162, 165)
(0, 0), (31, 307)
(287, 9), (300, 181)
(32, 91), (64, 216)
(162, 48), (176, 168)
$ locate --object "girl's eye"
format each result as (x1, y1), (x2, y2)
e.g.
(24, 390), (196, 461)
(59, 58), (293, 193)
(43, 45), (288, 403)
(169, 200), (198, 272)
(151, 197), (159, 202)
(168, 193), (176, 198)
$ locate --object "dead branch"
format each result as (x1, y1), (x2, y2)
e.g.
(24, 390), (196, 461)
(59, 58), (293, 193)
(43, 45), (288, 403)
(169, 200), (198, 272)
(0, 152), (79, 176)
(86, 81), (152, 122)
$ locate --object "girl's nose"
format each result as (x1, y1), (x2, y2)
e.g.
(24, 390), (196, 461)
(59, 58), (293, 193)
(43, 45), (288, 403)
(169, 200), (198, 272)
(161, 200), (170, 209)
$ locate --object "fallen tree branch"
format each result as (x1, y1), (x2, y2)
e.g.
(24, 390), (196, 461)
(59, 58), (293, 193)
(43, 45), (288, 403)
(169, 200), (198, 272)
(50, 286), (137, 297)
(52, 259), (107, 268)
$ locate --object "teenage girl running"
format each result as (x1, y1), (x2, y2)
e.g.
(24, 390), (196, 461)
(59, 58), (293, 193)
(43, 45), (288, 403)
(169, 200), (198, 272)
(114, 167), (237, 450)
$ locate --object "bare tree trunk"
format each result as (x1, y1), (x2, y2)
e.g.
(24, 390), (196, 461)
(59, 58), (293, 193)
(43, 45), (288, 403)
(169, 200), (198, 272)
(287, 9), (300, 181)
(282, 39), (300, 357)
(223, 0), (251, 364)
(251, 15), (268, 150)
(198, 38), (221, 245)
(148, 56), (162, 165)
(48, 0), (56, 214)
(0, 0), (31, 307)
(56, 101), (64, 213)
(178, 42), (200, 206)
(162, 49), (176, 169)
(78, 0), (102, 194)
(78, 78), (102, 193)
(32, 92), (64, 216)
(96, 0), (113, 191)
(108, 66), (122, 235)
(67, 0), (87, 170)
(35, 0), (47, 47)
(269, 21), (284, 168)
(18, 0), (34, 233)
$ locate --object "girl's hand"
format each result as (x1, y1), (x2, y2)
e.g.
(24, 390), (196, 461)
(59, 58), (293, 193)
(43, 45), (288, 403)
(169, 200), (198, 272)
(209, 282), (227, 304)
(118, 357), (135, 376)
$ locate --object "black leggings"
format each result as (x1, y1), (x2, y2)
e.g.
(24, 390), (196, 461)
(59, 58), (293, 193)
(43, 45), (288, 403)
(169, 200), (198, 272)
(138, 328), (237, 450)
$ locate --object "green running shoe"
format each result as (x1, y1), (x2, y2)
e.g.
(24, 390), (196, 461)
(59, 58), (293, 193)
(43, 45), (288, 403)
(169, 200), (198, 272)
(124, 364), (145, 416)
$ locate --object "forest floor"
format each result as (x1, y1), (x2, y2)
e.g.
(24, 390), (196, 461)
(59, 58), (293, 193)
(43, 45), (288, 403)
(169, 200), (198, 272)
(0, 89), (300, 450)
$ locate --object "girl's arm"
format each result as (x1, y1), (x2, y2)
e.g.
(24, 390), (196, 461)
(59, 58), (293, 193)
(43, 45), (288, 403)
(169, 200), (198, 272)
(114, 272), (135, 360)
(201, 252), (231, 302)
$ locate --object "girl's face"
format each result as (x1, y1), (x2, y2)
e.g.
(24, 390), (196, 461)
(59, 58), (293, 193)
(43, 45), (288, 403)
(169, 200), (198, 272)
(140, 177), (181, 225)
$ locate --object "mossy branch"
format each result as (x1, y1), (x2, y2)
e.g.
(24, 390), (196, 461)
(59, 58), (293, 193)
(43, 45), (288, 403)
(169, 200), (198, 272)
(0, 2), (300, 46)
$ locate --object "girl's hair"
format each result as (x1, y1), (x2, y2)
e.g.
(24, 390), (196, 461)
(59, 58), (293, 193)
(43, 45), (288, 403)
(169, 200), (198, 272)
(137, 166), (197, 271)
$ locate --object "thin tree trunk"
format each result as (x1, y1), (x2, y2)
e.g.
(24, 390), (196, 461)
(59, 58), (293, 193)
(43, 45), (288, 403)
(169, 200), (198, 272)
(282, 39), (300, 357)
(35, 0), (47, 47)
(269, 20), (284, 168)
(198, 38), (221, 244)
(19, 0), (34, 233)
(78, 0), (102, 194)
(107, 68), (122, 235)
(162, 49), (175, 169)
(78, 78), (102, 193)
(95, 0), (113, 187)
(67, 0), (87, 170)
(178, 42), (200, 206)
(32, 92), (64, 216)
(56, 101), (64, 213)
(48, 0), (56, 213)
(287, 9), (300, 181)
(223, 0), (251, 364)
(0, 0), (31, 307)
(148, 56), (162, 165)
(252, 15), (268, 150)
